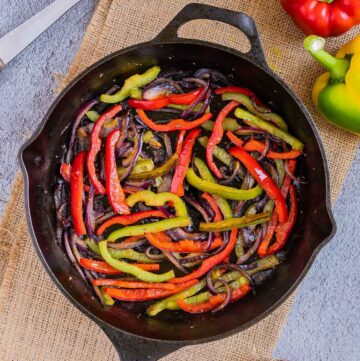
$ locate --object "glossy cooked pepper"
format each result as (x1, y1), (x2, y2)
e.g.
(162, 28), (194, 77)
(198, 136), (233, 166)
(100, 66), (161, 103)
(105, 129), (130, 214)
(229, 147), (288, 223)
(175, 130), (186, 154)
(171, 128), (201, 196)
(234, 108), (304, 151)
(199, 212), (270, 232)
(304, 35), (360, 134)
(93, 279), (176, 289)
(202, 117), (241, 132)
(87, 104), (122, 194)
(128, 97), (170, 110)
(107, 191), (190, 241)
(104, 279), (198, 301)
(186, 167), (263, 201)
(60, 163), (71, 182)
(206, 101), (239, 178)
(168, 228), (238, 284)
(98, 240), (175, 282)
(221, 92), (288, 131)
(79, 258), (160, 275)
(145, 232), (222, 253)
(281, 0), (360, 37)
(136, 109), (213, 132)
(70, 151), (87, 235)
(201, 193), (223, 221)
(167, 88), (204, 104)
(96, 210), (167, 235)
(128, 153), (178, 181)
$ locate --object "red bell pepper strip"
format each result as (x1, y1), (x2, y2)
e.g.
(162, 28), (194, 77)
(96, 210), (167, 235)
(70, 151), (87, 235)
(171, 128), (201, 196)
(175, 130), (186, 154)
(169, 228), (238, 284)
(145, 232), (222, 253)
(87, 104), (122, 194)
(104, 279), (198, 301)
(128, 97), (170, 110)
(177, 283), (251, 313)
(206, 101), (239, 178)
(215, 86), (262, 105)
(265, 185), (298, 256)
(229, 147), (288, 223)
(105, 129), (130, 215)
(281, 0), (360, 38)
(79, 258), (160, 275)
(201, 193), (222, 221)
(60, 163), (71, 182)
(93, 279), (176, 289)
(257, 159), (297, 256)
(136, 109), (212, 132)
(226, 131), (302, 159)
(167, 88), (204, 105)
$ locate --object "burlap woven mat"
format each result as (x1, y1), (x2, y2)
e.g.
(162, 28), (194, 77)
(0, 1), (359, 360)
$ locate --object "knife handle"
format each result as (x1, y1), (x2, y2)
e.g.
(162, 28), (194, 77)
(0, 0), (81, 69)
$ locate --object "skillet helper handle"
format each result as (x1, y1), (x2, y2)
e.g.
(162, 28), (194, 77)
(100, 325), (182, 361)
(154, 3), (267, 68)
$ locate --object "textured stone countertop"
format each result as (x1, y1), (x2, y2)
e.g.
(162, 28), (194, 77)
(0, 1), (359, 360)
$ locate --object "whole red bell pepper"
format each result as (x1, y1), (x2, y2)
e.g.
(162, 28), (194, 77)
(281, 0), (360, 37)
(70, 151), (87, 235)
(105, 129), (130, 215)
(171, 128), (201, 196)
(96, 210), (167, 235)
(87, 104), (122, 194)
(168, 228), (237, 284)
(206, 101), (239, 178)
(136, 109), (212, 132)
(229, 147), (288, 223)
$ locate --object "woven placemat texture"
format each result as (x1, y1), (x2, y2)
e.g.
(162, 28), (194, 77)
(0, 1), (359, 360)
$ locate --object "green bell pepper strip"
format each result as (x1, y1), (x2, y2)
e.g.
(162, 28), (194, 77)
(275, 159), (285, 188)
(129, 87), (143, 99)
(146, 279), (206, 316)
(128, 153), (178, 181)
(168, 102), (209, 112)
(199, 212), (270, 232)
(100, 66), (161, 103)
(222, 92), (288, 131)
(197, 136), (232, 166)
(101, 286), (115, 306)
(142, 130), (162, 148)
(98, 240), (175, 282)
(117, 158), (155, 177)
(193, 157), (232, 219)
(234, 108), (304, 151)
(107, 191), (190, 242)
(186, 168), (263, 201)
(201, 117), (241, 132)
(235, 231), (245, 259)
(86, 239), (156, 263)
(86, 110), (100, 122)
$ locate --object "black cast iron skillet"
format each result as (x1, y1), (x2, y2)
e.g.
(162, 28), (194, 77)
(19, 4), (336, 361)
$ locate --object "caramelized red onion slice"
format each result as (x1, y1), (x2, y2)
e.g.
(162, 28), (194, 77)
(145, 247), (167, 260)
(181, 79), (209, 118)
(108, 238), (148, 250)
(162, 251), (189, 274)
(85, 186), (95, 237)
(237, 224), (265, 265)
(219, 160), (241, 185)
(64, 231), (86, 281)
(257, 135), (270, 161)
(193, 68), (230, 86)
(212, 279), (231, 313)
(179, 253), (210, 265)
(163, 133), (173, 157)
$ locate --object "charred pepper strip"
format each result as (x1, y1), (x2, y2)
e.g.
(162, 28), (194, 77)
(186, 167), (263, 201)
(136, 109), (213, 132)
(229, 147), (288, 223)
(105, 129), (130, 214)
(98, 240), (175, 282)
(87, 104), (122, 194)
(96, 210), (167, 235)
(100, 66), (161, 103)
(107, 191), (190, 241)
(207, 101), (239, 178)
(128, 153), (178, 181)
(171, 128), (201, 196)
(199, 212), (270, 232)
(70, 151), (87, 235)
(145, 232), (222, 253)
(104, 279), (198, 301)
(234, 108), (304, 151)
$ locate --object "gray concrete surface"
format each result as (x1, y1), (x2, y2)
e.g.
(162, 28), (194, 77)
(0, 1), (359, 360)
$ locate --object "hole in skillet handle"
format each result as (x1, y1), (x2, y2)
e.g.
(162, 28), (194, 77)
(100, 324), (182, 361)
(152, 3), (268, 69)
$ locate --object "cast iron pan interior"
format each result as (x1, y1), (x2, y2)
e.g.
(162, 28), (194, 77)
(19, 3), (335, 360)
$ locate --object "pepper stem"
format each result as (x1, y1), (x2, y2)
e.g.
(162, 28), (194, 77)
(304, 35), (350, 83)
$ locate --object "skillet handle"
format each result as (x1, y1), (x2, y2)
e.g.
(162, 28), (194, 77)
(100, 325), (182, 361)
(153, 3), (267, 68)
